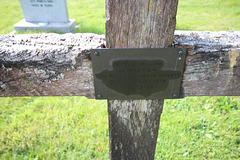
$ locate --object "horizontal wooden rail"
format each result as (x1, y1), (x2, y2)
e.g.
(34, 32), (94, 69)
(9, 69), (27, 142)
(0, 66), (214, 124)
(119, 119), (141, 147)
(0, 31), (240, 98)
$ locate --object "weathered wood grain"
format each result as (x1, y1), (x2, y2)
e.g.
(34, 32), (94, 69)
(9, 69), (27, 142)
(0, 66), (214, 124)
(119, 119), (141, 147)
(0, 31), (240, 97)
(175, 31), (240, 97)
(105, 0), (178, 48)
(0, 33), (105, 98)
(106, 0), (178, 159)
(108, 100), (163, 159)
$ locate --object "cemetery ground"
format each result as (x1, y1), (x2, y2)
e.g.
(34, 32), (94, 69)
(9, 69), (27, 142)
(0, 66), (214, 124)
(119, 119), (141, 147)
(0, 0), (239, 159)
(0, 97), (239, 159)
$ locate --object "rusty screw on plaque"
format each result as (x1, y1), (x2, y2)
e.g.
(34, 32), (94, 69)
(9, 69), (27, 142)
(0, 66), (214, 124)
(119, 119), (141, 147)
(179, 50), (184, 55)
(178, 50), (184, 60)
(173, 93), (178, 98)
(94, 51), (99, 56)
(97, 94), (103, 98)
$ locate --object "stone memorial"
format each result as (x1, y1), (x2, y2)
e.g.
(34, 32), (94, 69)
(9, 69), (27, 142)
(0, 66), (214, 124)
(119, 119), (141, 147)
(14, 0), (75, 33)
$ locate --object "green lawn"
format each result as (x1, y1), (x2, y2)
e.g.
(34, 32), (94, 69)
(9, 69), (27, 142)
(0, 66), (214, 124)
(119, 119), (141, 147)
(176, 0), (240, 31)
(0, 97), (239, 159)
(0, 0), (240, 159)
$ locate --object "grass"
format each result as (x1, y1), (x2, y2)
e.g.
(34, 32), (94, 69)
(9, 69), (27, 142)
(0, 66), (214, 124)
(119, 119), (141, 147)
(67, 0), (105, 34)
(0, 97), (239, 159)
(0, 97), (109, 159)
(0, 1), (23, 34)
(0, 0), (240, 159)
(156, 97), (240, 159)
(0, 0), (240, 34)
(176, 0), (240, 31)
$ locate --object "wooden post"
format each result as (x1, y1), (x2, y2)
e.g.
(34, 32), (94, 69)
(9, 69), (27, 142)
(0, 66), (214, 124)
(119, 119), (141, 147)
(106, 0), (178, 159)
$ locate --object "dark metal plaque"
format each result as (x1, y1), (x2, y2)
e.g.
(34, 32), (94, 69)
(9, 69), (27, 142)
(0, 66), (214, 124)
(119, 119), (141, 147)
(91, 48), (187, 100)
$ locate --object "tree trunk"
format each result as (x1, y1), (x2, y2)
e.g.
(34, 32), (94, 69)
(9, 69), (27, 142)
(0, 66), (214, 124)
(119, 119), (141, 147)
(105, 0), (178, 159)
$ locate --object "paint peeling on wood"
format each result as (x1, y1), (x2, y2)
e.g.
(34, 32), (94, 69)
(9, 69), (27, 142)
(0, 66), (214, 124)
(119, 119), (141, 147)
(215, 56), (223, 77)
(229, 50), (240, 68)
(225, 50), (240, 87)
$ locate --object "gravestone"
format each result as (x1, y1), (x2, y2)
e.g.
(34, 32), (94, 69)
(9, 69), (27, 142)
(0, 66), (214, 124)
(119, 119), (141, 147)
(14, 0), (75, 33)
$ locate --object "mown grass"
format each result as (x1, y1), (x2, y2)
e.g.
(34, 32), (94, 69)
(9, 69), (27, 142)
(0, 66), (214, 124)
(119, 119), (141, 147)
(0, 0), (240, 159)
(156, 97), (240, 159)
(0, 97), (239, 159)
(67, 0), (105, 34)
(0, 1), (23, 34)
(176, 0), (240, 31)
(0, 97), (109, 159)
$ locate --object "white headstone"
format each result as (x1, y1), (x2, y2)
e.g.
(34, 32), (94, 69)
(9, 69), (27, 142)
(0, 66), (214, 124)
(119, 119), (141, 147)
(14, 0), (75, 33)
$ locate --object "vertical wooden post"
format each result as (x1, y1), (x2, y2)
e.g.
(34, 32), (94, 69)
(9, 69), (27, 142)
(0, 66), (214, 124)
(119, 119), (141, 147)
(106, 0), (178, 159)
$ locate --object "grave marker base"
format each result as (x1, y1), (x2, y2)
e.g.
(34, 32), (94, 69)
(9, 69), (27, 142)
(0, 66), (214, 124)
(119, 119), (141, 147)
(14, 19), (75, 33)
